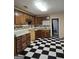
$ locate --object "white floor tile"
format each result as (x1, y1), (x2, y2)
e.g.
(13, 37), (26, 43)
(46, 43), (51, 45)
(50, 45), (56, 48)
(51, 42), (55, 44)
(56, 44), (61, 46)
(30, 43), (36, 46)
(40, 44), (45, 47)
(25, 52), (34, 57)
(56, 49), (63, 53)
(39, 54), (48, 59)
(35, 49), (42, 54)
(33, 46), (39, 49)
(49, 51), (56, 57)
(24, 48), (31, 51)
(43, 47), (50, 51)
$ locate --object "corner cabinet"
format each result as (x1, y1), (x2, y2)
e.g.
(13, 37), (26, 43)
(14, 33), (30, 55)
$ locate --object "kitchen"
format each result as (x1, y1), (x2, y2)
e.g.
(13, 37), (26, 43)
(14, 7), (51, 54)
(14, 0), (64, 59)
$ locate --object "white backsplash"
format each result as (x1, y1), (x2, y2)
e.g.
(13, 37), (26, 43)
(42, 20), (50, 25)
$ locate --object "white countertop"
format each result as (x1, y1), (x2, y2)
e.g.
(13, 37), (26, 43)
(14, 27), (50, 37)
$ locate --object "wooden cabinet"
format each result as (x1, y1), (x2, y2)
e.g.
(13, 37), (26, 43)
(21, 35), (27, 50)
(35, 30), (41, 39)
(16, 36), (22, 53)
(14, 37), (17, 56)
(35, 30), (50, 39)
(34, 17), (42, 26)
(14, 11), (24, 25)
(14, 10), (49, 25)
(41, 30), (50, 38)
(33, 17), (49, 26)
(14, 33), (30, 55)
(14, 10), (35, 25)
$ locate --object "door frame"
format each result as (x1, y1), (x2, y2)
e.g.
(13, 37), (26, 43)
(52, 18), (59, 36)
(50, 17), (59, 37)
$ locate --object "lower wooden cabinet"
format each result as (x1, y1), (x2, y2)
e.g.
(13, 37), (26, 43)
(16, 36), (22, 53)
(14, 33), (30, 55)
(21, 35), (27, 50)
(35, 30), (50, 39)
(41, 30), (50, 38)
(35, 30), (41, 39)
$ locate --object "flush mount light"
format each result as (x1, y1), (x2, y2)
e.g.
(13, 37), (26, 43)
(35, 2), (47, 11)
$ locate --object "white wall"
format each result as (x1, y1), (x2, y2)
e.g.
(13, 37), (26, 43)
(50, 13), (64, 38)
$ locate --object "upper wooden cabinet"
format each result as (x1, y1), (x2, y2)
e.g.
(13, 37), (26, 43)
(14, 11), (24, 25)
(14, 10), (49, 25)
(33, 17), (49, 26)
(14, 10), (34, 25)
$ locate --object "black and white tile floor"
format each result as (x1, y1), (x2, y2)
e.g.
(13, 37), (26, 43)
(19, 38), (64, 59)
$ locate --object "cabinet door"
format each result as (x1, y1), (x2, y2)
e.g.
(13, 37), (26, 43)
(40, 30), (50, 38)
(21, 35), (27, 50)
(16, 36), (22, 53)
(14, 37), (17, 56)
(41, 30), (44, 38)
(20, 13), (25, 25)
(14, 11), (22, 25)
(44, 30), (50, 38)
(14, 11), (26, 25)
(37, 17), (42, 25)
(35, 30), (41, 39)
(31, 16), (34, 25)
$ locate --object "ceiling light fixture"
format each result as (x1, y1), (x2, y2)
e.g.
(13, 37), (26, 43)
(35, 2), (47, 12)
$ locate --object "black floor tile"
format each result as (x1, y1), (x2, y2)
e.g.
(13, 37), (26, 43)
(36, 44), (40, 46)
(19, 51), (28, 55)
(62, 45), (64, 47)
(56, 53), (64, 58)
(48, 56), (56, 59)
(50, 48), (56, 52)
(32, 53), (40, 58)
(42, 50), (49, 55)
(24, 56), (30, 59)
(27, 45), (33, 48)
(56, 42), (60, 44)
(51, 43), (55, 46)
(41, 42), (46, 44)
(30, 49), (36, 52)
(56, 46), (62, 49)
(45, 45), (50, 47)
(38, 47), (44, 50)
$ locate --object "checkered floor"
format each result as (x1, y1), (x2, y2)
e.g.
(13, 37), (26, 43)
(19, 37), (64, 59)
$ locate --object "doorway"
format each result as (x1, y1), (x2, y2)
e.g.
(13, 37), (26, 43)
(52, 18), (59, 38)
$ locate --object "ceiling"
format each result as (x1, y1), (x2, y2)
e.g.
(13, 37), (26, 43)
(14, 0), (64, 16)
